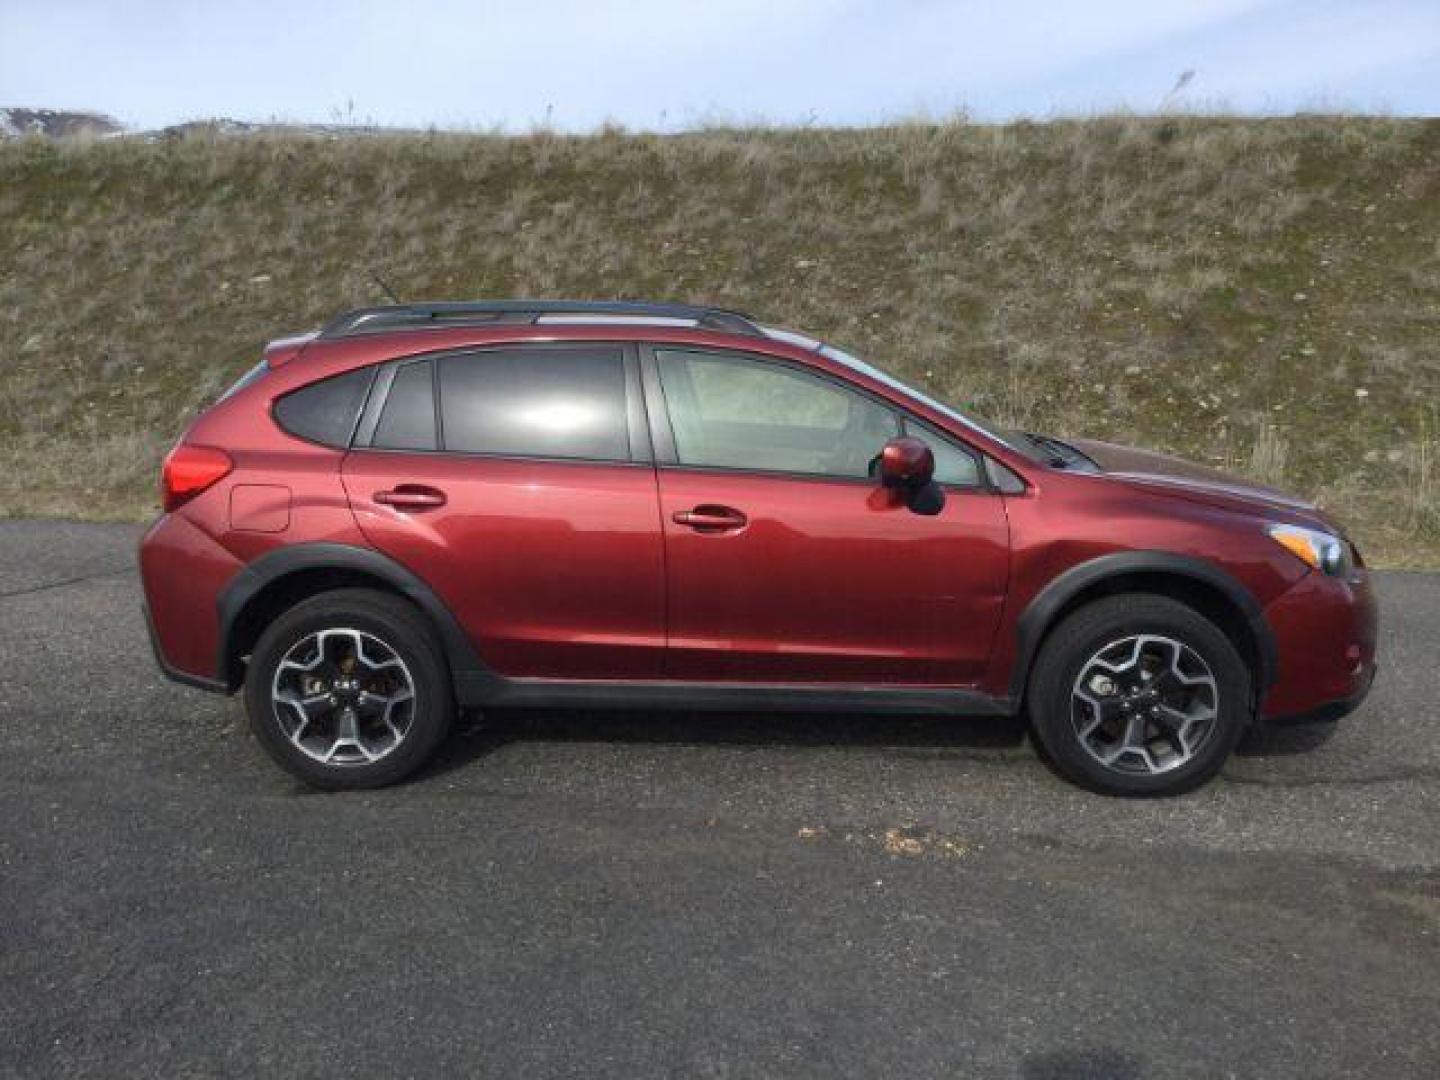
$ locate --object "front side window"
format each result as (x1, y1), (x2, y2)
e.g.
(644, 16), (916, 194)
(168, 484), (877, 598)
(656, 349), (900, 478)
(438, 348), (630, 461)
(903, 422), (981, 487)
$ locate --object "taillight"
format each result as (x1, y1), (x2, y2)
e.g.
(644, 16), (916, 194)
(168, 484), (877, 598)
(161, 444), (233, 511)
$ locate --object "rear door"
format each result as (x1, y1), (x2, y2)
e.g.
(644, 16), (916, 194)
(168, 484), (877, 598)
(342, 343), (666, 679)
(646, 345), (1010, 684)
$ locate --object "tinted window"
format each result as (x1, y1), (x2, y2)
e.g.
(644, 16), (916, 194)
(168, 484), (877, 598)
(438, 348), (629, 461)
(373, 361), (437, 451)
(904, 423), (981, 487)
(656, 349), (899, 478)
(273, 367), (374, 447)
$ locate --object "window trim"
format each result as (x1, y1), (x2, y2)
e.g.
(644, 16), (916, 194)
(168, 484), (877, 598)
(640, 344), (989, 491)
(353, 341), (649, 466)
(353, 361), (399, 447)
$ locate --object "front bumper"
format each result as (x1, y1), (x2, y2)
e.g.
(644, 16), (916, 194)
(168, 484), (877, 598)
(1259, 567), (1379, 722)
(1264, 662), (1376, 725)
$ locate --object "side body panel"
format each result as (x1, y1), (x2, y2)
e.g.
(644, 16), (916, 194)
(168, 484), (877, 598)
(657, 470), (1009, 683)
(342, 452), (666, 679)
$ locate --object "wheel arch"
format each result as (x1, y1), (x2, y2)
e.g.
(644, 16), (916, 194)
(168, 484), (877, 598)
(216, 543), (487, 692)
(1009, 552), (1276, 706)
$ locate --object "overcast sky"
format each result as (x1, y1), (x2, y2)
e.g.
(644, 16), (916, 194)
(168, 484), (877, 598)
(2, 0), (1437, 130)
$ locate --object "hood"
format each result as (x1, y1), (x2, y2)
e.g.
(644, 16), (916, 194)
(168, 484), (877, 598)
(1065, 437), (1329, 523)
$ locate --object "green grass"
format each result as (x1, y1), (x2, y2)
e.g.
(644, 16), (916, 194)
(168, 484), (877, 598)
(1, 115), (1438, 564)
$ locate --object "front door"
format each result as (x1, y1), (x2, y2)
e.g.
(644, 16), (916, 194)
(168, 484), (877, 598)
(342, 343), (665, 680)
(647, 346), (1010, 684)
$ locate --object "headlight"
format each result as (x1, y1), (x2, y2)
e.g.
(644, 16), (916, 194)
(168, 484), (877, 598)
(1267, 524), (1349, 576)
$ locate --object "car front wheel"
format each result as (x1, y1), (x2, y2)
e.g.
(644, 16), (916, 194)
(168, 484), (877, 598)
(1026, 594), (1253, 795)
(243, 588), (454, 790)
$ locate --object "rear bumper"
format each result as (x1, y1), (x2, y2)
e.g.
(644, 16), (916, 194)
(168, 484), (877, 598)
(139, 512), (243, 689)
(143, 600), (230, 694)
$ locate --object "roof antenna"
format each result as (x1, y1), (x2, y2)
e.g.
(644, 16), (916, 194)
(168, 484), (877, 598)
(370, 271), (402, 305)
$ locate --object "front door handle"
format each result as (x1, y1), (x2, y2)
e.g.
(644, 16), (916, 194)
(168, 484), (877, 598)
(374, 484), (447, 511)
(672, 505), (748, 531)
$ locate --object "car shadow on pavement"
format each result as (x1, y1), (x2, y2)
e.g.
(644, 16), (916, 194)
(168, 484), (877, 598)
(1234, 718), (1339, 758)
(1022, 1047), (1144, 1080)
(420, 708), (1033, 778)
(417, 707), (1340, 781)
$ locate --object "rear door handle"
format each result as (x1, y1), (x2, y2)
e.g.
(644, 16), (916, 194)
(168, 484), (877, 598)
(374, 484), (447, 511)
(672, 505), (748, 531)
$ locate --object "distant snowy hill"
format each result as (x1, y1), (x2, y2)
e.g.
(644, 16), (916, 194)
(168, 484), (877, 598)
(0, 108), (124, 140)
(0, 107), (433, 141)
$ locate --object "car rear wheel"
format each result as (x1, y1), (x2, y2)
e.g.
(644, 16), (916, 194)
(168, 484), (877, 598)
(1026, 594), (1252, 795)
(243, 588), (454, 790)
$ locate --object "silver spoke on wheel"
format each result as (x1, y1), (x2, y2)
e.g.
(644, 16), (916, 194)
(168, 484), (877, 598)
(270, 627), (417, 767)
(325, 708), (376, 764)
(1069, 633), (1219, 776)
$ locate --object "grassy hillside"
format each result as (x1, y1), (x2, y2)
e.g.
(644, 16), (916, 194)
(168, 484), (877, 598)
(1, 116), (1437, 564)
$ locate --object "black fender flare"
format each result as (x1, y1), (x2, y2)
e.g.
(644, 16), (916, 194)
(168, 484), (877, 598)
(216, 542), (489, 690)
(1008, 551), (1278, 702)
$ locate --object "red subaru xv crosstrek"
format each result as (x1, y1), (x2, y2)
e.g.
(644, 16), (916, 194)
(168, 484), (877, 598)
(140, 300), (1378, 795)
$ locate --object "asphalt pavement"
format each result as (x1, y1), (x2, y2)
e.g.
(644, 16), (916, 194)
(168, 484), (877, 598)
(1, 520), (1436, 1078)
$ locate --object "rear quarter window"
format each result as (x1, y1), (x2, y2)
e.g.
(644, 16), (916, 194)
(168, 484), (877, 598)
(272, 367), (375, 448)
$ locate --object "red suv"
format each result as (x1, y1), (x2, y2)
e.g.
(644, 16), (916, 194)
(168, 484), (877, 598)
(140, 300), (1377, 795)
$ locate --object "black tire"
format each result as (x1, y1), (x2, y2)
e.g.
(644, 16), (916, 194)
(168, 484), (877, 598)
(243, 588), (454, 790)
(1026, 594), (1252, 796)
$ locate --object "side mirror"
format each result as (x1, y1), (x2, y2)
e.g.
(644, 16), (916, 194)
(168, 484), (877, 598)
(876, 436), (945, 516)
(878, 436), (935, 490)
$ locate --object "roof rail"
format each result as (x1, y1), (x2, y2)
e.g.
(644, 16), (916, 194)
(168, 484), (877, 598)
(318, 300), (764, 339)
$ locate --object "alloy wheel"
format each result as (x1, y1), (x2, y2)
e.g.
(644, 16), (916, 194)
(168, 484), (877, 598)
(270, 628), (417, 766)
(1070, 634), (1219, 775)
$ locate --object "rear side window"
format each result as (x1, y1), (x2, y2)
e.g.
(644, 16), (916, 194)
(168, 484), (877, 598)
(272, 367), (374, 447)
(437, 348), (629, 461)
(372, 361), (438, 451)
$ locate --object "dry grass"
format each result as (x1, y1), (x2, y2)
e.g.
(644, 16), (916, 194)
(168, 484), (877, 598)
(1, 115), (1439, 564)
(1248, 425), (1289, 488)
